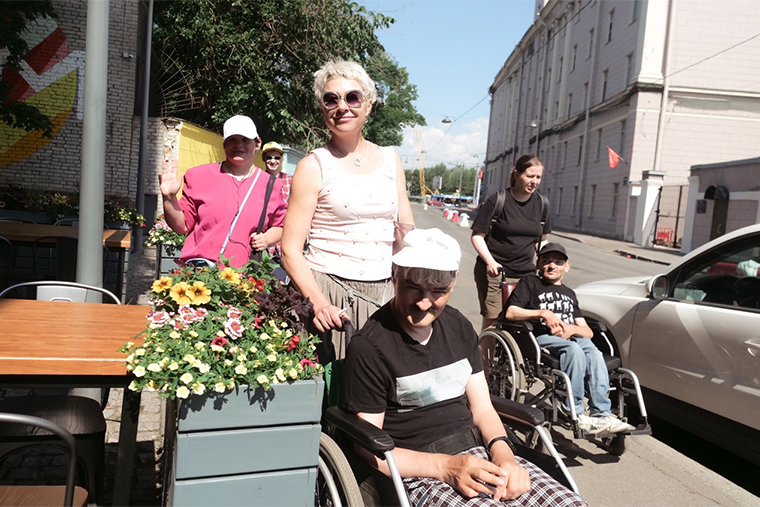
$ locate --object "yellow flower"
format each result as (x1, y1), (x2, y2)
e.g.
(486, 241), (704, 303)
(288, 368), (298, 379)
(226, 381), (235, 389)
(147, 363), (161, 372)
(192, 382), (206, 395)
(183, 354), (196, 363)
(214, 382), (227, 393)
(249, 346), (258, 353)
(135, 348), (146, 356)
(133, 366), (146, 377)
(198, 363), (210, 374)
(152, 277), (173, 293)
(156, 346), (165, 353)
(168, 362), (179, 371)
(180, 372), (193, 384)
(218, 267), (241, 285)
(176, 386), (190, 399)
(235, 364), (248, 375)
(188, 281), (211, 305)
(237, 354), (247, 362)
(169, 331), (180, 339)
(267, 354), (277, 362)
(146, 380), (158, 391)
(170, 282), (193, 305)
(128, 380), (138, 391)
(160, 357), (170, 365)
(189, 331), (198, 338)
(281, 322), (289, 328)
(126, 354), (135, 363)
(224, 359), (234, 367)
(260, 333), (271, 341)
(275, 368), (285, 381)
(210, 344), (224, 353)
(257, 374), (269, 385)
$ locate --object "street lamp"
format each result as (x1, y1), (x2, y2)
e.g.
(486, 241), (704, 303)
(442, 117), (453, 124)
(528, 119), (541, 155)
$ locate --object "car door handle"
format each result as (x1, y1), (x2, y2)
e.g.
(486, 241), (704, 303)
(745, 339), (760, 357)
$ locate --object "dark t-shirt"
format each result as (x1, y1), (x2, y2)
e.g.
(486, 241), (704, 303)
(340, 304), (483, 451)
(507, 274), (584, 337)
(471, 190), (552, 278)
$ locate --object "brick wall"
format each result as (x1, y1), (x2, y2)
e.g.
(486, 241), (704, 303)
(0, 0), (140, 203)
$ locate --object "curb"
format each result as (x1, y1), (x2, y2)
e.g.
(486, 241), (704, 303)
(550, 231), (585, 244)
(614, 249), (671, 266)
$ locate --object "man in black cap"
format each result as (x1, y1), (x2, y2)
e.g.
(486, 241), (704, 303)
(506, 242), (634, 434)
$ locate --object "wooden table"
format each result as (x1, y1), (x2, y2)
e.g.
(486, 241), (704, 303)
(0, 299), (149, 506)
(0, 222), (132, 301)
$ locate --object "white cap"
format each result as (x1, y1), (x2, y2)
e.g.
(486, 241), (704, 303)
(223, 115), (258, 141)
(392, 228), (461, 271)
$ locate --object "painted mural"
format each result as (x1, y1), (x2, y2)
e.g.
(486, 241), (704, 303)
(0, 14), (85, 168)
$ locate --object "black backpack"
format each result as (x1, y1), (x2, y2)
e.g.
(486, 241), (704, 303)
(486, 189), (549, 247)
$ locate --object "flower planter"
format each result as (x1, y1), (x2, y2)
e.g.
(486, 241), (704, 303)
(163, 377), (324, 507)
(156, 244), (181, 278)
(0, 210), (53, 224)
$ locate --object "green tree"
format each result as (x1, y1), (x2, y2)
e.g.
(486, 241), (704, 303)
(153, 0), (424, 149)
(0, 1), (57, 136)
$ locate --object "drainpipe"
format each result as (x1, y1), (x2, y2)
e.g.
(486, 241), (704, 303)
(653, 0), (676, 173)
(535, 17), (551, 158)
(511, 48), (527, 173)
(134, 0), (154, 255)
(575, 0), (603, 228)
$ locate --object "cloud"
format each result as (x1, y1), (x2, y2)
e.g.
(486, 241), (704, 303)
(392, 116), (488, 169)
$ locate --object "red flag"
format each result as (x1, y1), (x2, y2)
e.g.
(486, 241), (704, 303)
(607, 146), (621, 168)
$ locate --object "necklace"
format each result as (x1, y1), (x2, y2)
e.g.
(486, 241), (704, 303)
(330, 140), (368, 166)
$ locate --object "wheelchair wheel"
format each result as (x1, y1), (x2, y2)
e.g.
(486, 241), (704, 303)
(601, 434), (627, 456)
(480, 328), (526, 403)
(315, 432), (363, 507)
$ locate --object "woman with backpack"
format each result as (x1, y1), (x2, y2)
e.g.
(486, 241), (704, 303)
(470, 154), (551, 330)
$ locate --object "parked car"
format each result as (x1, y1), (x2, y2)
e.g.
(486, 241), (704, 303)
(575, 224), (760, 465)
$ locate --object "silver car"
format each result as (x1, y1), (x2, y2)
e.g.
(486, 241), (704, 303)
(575, 224), (760, 465)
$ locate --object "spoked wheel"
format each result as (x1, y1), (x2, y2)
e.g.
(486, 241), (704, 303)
(315, 433), (363, 507)
(479, 328), (526, 403)
(601, 434), (627, 456)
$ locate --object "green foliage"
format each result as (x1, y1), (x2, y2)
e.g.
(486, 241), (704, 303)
(0, 1), (57, 136)
(405, 165), (480, 196)
(153, 0), (424, 149)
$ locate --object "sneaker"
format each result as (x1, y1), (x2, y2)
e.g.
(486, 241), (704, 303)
(599, 415), (636, 434)
(576, 414), (599, 433)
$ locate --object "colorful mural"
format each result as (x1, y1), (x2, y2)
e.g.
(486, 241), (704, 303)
(0, 14), (85, 168)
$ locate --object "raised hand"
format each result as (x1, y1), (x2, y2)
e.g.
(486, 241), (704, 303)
(159, 158), (182, 197)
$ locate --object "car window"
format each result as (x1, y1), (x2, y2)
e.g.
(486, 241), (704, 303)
(671, 234), (760, 308)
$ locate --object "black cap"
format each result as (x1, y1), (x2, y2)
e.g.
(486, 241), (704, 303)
(538, 242), (568, 259)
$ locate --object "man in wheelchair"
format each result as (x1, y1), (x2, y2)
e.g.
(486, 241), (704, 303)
(505, 242), (634, 435)
(340, 229), (586, 506)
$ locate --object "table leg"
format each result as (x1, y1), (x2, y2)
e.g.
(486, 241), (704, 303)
(112, 387), (141, 506)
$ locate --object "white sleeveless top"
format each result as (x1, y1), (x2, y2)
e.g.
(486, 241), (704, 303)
(305, 145), (398, 281)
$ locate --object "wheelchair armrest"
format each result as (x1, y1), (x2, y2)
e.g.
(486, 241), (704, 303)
(325, 406), (395, 459)
(587, 320), (608, 333)
(490, 395), (545, 427)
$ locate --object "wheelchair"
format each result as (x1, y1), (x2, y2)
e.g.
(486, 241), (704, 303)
(479, 318), (651, 456)
(314, 324), (582, 507)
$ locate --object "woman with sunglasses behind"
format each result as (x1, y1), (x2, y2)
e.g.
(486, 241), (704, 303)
(160, 115), (287, 269)
(281, 60), (414, 362)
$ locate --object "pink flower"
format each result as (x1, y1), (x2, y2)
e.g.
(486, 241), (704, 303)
(300, 358), (315, 368)
(227, 307), (242, 320)
(172, 319), (190, 331)
(287, 335), (301, 351)
(211, 336), (228, 347)
(193, 307), (208, 321)
(148, 311), (171, 327)
(224, 319), (245, 339)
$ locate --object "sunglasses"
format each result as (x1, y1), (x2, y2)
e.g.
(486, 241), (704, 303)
(265, 156), (281, 161)
(321, 90), (364, 110)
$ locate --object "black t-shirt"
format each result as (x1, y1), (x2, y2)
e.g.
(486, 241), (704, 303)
(340, 304), (483, 451)
(507, 274), (583, 337)
(471, 190), (552, 278)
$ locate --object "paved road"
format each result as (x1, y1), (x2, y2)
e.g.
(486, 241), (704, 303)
(412, 203), (760, 507)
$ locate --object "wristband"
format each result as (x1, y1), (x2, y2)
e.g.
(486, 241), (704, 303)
(486, 435), (515, 454)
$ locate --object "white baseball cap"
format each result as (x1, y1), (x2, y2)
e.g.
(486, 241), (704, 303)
(392, 228), (461, 271)
(223, 115), (258, 141)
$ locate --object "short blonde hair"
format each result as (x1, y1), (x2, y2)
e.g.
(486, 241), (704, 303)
(313, 60), (377, 105)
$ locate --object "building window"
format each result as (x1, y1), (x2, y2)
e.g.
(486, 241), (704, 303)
(595, 128), (603, 160)
(588, 184), (596, 217)
(612, 183), (619, 218)
(588, 29), (594, 59)
(558, 57), (563, 83)
(571, 45), (577, 72)
(583, 82), (589, 110)
(632, 0), (641, 22)
(563, 141), (568, 167)
(557, 187), (563, 215)
(572, 186), (579, 216)
(619, 119), (627, 154)
(607, 9), (615, 43)
(601, 69), (608, 101)
(555, 101), (560, 119)
(626, 53), (634, 84)
(577, 135), (584, 165)
(546, 68), (552, 91)
(567, 93), (572, 117)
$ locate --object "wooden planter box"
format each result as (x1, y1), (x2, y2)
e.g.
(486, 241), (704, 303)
(163, 377), (324, 507)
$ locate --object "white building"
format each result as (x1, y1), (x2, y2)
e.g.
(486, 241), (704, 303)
(484, 0), (760, 246)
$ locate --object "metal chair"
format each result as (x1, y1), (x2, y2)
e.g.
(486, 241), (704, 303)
(0, 281), (121, 505)
(0, 412), (89, 506)
(53, 218), (79, 227)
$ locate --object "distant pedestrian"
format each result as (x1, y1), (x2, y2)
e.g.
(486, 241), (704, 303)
(281, 60), (414, 362)
(261, 141), (292, 203)
(471, 154), (550, 330)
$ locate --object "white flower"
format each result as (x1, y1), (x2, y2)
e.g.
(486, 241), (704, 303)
(267, 353), (277, 362)
(168, 362), (179, 371)
(214, 382), (226, 393)
(257, 374), (269, 384)
(183, 354), (196, 363)
(192, 382), (206, 395)
(235, 364), (248, 375)
(133, 366), (146, 377)
(275, 368), (286, 381)
(135, 348), (146, 356)
(169, 331), (180, 339)
(224, 359), (234, 367)
(147, 363), (161, 372)
(288, 368), (298, 379)
(260, 333), (271, 341)
(128, 380), (138, 391)
(194, 342), (206, 351)
(180, 372), (193, 384)
(198, 363), (210, 374)
(176, 386), (190, 399)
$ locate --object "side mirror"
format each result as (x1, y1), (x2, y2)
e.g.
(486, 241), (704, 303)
(649, 274), (669, 300)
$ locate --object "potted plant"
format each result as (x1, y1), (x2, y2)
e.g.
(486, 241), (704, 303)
(144, 214), (187, 277)
(120, 259), (325, 506)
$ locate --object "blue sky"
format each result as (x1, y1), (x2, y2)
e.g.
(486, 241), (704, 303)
(361, 0), (536, 168)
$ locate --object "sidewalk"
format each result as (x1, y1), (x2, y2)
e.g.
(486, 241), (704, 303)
(551, 228), (683, 266)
